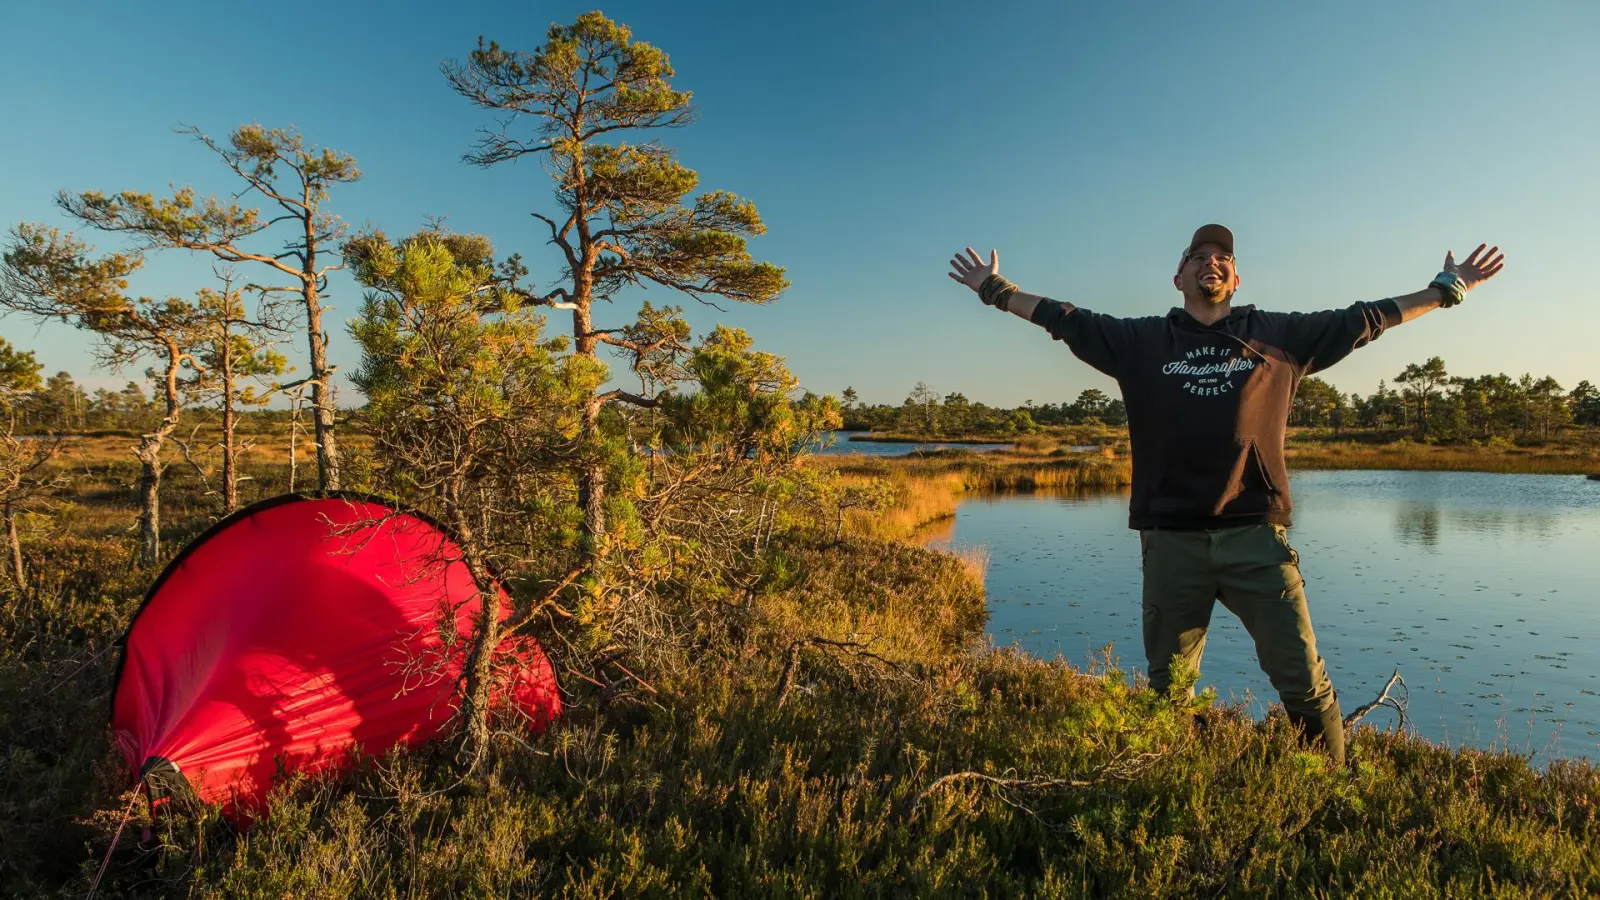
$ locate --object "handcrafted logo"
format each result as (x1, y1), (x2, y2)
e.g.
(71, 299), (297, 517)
(1161, 345), (1256, 397)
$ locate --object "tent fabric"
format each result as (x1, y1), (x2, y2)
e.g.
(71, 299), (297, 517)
(110, 493), (561, 812)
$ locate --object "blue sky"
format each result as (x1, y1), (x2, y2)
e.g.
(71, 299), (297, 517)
(2, 0), (1596, 407)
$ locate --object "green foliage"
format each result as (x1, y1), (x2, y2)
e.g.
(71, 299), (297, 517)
(0, 338), (42, 403)
(56, 125), (358, 259)
(350, 229), (581, 431)
(1, 223), (147, 339)
(1335, 361), (1587, 445)
(348, 226), (591, 559)
(1289, 376), (1345, 428)
(794, 468), (896, 542)
(446, 11), (786, 309)
(1004, 409), (1037, 434)
(852, 360), (1596, 446)
(186, 288), (285, 397)
(842, 387), (1128, 436)
(445, 10), (791, 554)
(657, 325), (838, 461)
(1396, 357), (1451, 441)
(1573, 381), (1600, 427)
(1, 222), (218, 561)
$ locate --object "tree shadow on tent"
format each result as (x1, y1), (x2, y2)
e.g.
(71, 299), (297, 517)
(162, 518), (474, 816)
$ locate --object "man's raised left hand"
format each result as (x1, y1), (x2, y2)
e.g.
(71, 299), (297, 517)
(1446, 244), (1506, 291)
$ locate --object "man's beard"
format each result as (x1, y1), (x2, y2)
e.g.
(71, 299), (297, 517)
(1198, 279), (1234, 304)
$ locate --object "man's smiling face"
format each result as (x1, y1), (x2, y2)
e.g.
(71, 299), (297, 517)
(1174, 242), (1241, 305)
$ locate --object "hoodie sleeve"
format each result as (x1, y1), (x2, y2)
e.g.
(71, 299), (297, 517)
(1276, 299), (1403, 375)
(1028, 299), (1142, 380)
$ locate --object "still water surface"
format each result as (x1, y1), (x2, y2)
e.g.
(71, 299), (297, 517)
(925, 470), (1600, 761)
(814, 431), (1014, 456)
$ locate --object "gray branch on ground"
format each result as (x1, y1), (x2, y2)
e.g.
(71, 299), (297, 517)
(1342, 668), (1409, 732)
(773, 635), (916, 709)
(909, 749), (1169, 820)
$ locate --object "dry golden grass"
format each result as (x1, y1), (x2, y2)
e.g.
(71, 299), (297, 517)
(947, 542), (991, 584)
(1284, 439), (1600, 475)
(808, 449), (1132, 542)
(40, 428), (375, 471)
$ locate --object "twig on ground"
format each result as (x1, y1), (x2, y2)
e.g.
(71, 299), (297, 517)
(1343, 668), (1409, 733)
(909, 748), (1167, 820)
(606, 659), (660, 695)
(773, 635), (916, 709)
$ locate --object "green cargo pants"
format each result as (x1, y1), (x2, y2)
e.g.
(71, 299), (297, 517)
(1139, 522), (1345, 765)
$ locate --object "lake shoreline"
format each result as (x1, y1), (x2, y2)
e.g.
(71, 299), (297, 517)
(843, 431), (1015, 445)
(835, 426), (1600, 476)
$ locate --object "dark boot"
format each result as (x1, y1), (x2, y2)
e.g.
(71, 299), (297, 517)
(1287, 699), (1345, 767)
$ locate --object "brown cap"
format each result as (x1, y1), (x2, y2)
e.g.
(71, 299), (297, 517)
(1186, 224), (1234, 256)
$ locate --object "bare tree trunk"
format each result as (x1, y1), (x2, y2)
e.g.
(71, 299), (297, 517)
(220, 346), (238, 513)
(136, 437), (163, 565)
(5, 501), (24, 595)
(578, 396), (605, 553)
(303, 258), (341, 491)
(573, 299), (605, 559)
(288, 390), (301, 493)
(565, 143), (608, 563)
(138, 344), (185, 566)
(450, 484), (501, 765)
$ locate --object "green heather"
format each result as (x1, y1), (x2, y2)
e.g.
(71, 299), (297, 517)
(2, 451), (1598, 897)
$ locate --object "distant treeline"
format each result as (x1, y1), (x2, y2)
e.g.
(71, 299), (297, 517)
(839, 383), (1127, 435)
(5, 369), (299, 436)
(1292, 358), (1599, 442)
(842, 361), (1600, 442)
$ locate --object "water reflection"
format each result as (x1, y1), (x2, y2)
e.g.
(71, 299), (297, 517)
(1395, 505), (1442, 548)
(1395, 501), (1563, 548)
(910, 516), (955, 547)
(939, 470), (1600, 762)
(813, 431), (1015, 457)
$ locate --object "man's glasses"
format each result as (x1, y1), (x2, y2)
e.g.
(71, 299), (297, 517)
(1186, 251), (1234, 266)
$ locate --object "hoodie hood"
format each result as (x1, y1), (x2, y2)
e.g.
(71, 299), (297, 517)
(1166, 304), (1256, 331)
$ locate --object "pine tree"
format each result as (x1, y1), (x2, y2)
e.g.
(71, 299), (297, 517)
(445, 12), (787, 561)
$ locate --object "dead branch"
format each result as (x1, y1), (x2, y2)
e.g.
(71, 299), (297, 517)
(563, 664), (607, 690)
(504, 563), (586, 636)
(909, 748), (1168, 820)
(1342, 668), (1409, 733)
(605, 659), (659, 695)
(597, 388), (659, 408)
(773, 635), (916, 709)
(170, 425), (216, 502)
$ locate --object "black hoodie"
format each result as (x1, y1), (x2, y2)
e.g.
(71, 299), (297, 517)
(1031, 298), (1401, 529)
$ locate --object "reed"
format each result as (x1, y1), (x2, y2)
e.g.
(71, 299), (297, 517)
(1285, 440), (1600, 475)
(947, 542), (991, 584)
(809, 450), (1132, 541)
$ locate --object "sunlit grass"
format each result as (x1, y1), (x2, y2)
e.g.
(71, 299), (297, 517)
(809, 450), (1132, 541)
(1284, 438), (1600, 475)
(4, 430), (1599, 895)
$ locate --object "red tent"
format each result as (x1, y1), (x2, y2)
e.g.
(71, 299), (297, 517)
(110, 493), (561, 814)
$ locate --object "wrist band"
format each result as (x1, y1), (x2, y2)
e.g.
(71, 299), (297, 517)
(978, 273), (1017, 312)
(1429, 271), (1466, 308)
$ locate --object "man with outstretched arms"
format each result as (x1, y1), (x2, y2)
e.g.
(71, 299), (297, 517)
(947, 226), (1504, 764)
